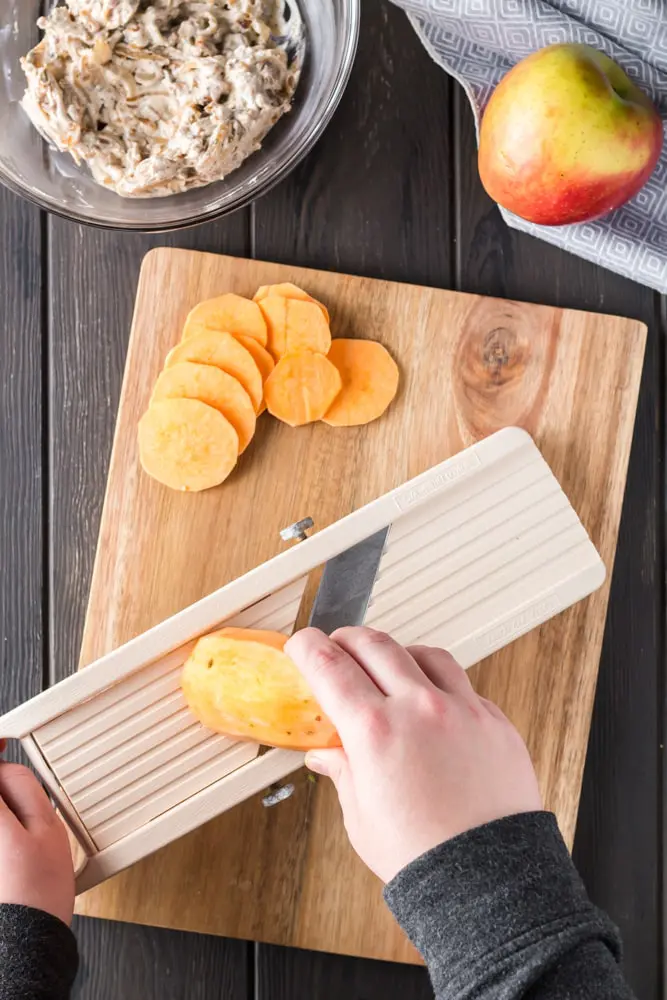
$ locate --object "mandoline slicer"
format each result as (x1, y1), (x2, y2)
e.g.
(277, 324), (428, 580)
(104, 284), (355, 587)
(0, 428), (606, 894)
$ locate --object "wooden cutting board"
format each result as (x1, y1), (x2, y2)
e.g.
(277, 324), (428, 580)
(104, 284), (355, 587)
(75, 248), (646, 964)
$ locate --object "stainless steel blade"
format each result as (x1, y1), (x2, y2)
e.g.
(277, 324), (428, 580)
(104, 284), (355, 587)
(308, 527), (389, 634)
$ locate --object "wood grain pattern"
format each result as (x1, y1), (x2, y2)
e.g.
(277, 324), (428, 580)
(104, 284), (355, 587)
(0, 187), (44, 732)
(250, 2), (455, 984)
(72, 246), (645, 963)
(251, 0), (453, 287)
(256, 944), (434, 1000)
(36, 2), (663, 990)
(453, 86), (664, 1000)
(0, 0), (44, 758)
(44, 4), (461, 989)
(47, 220), (250, 690)
(71, 916), (250, 1000)
(46, 219), (253, 998)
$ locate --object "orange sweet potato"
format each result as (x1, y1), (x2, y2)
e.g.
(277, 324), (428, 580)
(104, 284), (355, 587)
(181, 627), (340, 751)
(264, 351), (342, 427)
(234, 335), (275, 416)
(254, 282), (330, 323)
(323, 339), (400, 426)
(166, 331), (263, 413)
(257, 296), (288, 357)
(233, 335), (275, 381)
(258, 296), (332, 360)
(138, 398), (239, 492)
(152, 362), (256, 454)
(216, 627), (288, 649)
(183, 293), (268, 346)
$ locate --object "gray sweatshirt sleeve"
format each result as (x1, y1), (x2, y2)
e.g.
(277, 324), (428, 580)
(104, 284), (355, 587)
(0, 904), (78, 1000)
(384, 811), (635, 1000)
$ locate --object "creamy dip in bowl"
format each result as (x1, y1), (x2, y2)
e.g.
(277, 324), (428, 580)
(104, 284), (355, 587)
(0, 0), (359, 230)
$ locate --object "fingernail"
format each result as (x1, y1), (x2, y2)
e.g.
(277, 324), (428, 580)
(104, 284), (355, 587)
(305, 752), (328, 776)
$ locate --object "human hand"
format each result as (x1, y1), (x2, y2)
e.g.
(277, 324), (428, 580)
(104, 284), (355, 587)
(0, 740), (75, 925)
(285, 628), (542, 883)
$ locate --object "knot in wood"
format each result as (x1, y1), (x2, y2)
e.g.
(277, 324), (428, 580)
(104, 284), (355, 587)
(481, 327), (522, 385)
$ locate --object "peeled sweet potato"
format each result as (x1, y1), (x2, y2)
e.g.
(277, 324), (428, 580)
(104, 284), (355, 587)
(254, 282), (330, 324)
(138, 398), (239, 492)
(183, 293), (268, 346)
(152, 362), (256, 454)
(181, 627), (340, 751)
(257, 296), (288, 357)
(264, 351), (342, 427)
(217, 627), (288, 649)
(165, 331), (263, 413)
(234, 335), (275, 415)
(258, 296), (332, 360)
(323, 339), (400, 426)
(234, 335), (275, 382)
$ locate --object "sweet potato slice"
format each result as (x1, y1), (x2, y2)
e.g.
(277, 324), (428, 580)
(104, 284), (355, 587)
(264, 351), (342, 427)
(233, 335), (275, 381)
(216, 627), (288, 649)
(258, 296), (332, 360)
(138, 398), (239, 492)
(152, 362), (256, 454)
(256, 296), (288, 357)
(254, 282), (330, 323)
(166, 331), (263, 413)
(234, 335), (275, 415)
(285, 299), (332, 355)
(323, 339), (400, 426)
(183, 293), (268, 346)
(181, 627), (340, 751)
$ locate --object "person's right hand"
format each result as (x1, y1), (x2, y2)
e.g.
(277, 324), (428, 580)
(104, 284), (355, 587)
(285, 628), (542, 884)
(0, 742), (75, 925)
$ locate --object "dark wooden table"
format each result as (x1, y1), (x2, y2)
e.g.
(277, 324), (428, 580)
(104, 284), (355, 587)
(0, 4), (663, 998)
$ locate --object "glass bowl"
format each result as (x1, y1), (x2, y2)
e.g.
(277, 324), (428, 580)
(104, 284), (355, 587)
(0, 0), (359, 231)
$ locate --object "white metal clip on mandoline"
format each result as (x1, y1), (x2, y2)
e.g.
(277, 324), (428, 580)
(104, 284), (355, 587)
(0, 428), (606, 895)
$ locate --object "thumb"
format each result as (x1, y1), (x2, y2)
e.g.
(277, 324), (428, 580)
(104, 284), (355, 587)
(305, 749), (358, 835)
(305, 747), (350, 790)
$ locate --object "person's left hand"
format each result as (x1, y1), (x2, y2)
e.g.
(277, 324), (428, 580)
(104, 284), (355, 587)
(0, 740), (75, 925)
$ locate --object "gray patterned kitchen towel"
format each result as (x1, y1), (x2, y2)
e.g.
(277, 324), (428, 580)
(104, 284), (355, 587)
(391, 0), (667, 293)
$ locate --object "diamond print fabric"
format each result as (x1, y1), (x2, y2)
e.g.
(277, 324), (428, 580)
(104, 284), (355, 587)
(391, 0), (667, 291)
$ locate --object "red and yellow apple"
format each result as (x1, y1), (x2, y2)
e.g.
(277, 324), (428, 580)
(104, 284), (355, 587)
(478, 44), (663, 226)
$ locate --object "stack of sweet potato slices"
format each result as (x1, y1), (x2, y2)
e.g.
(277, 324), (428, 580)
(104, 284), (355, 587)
(138, 282), (400, 492)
